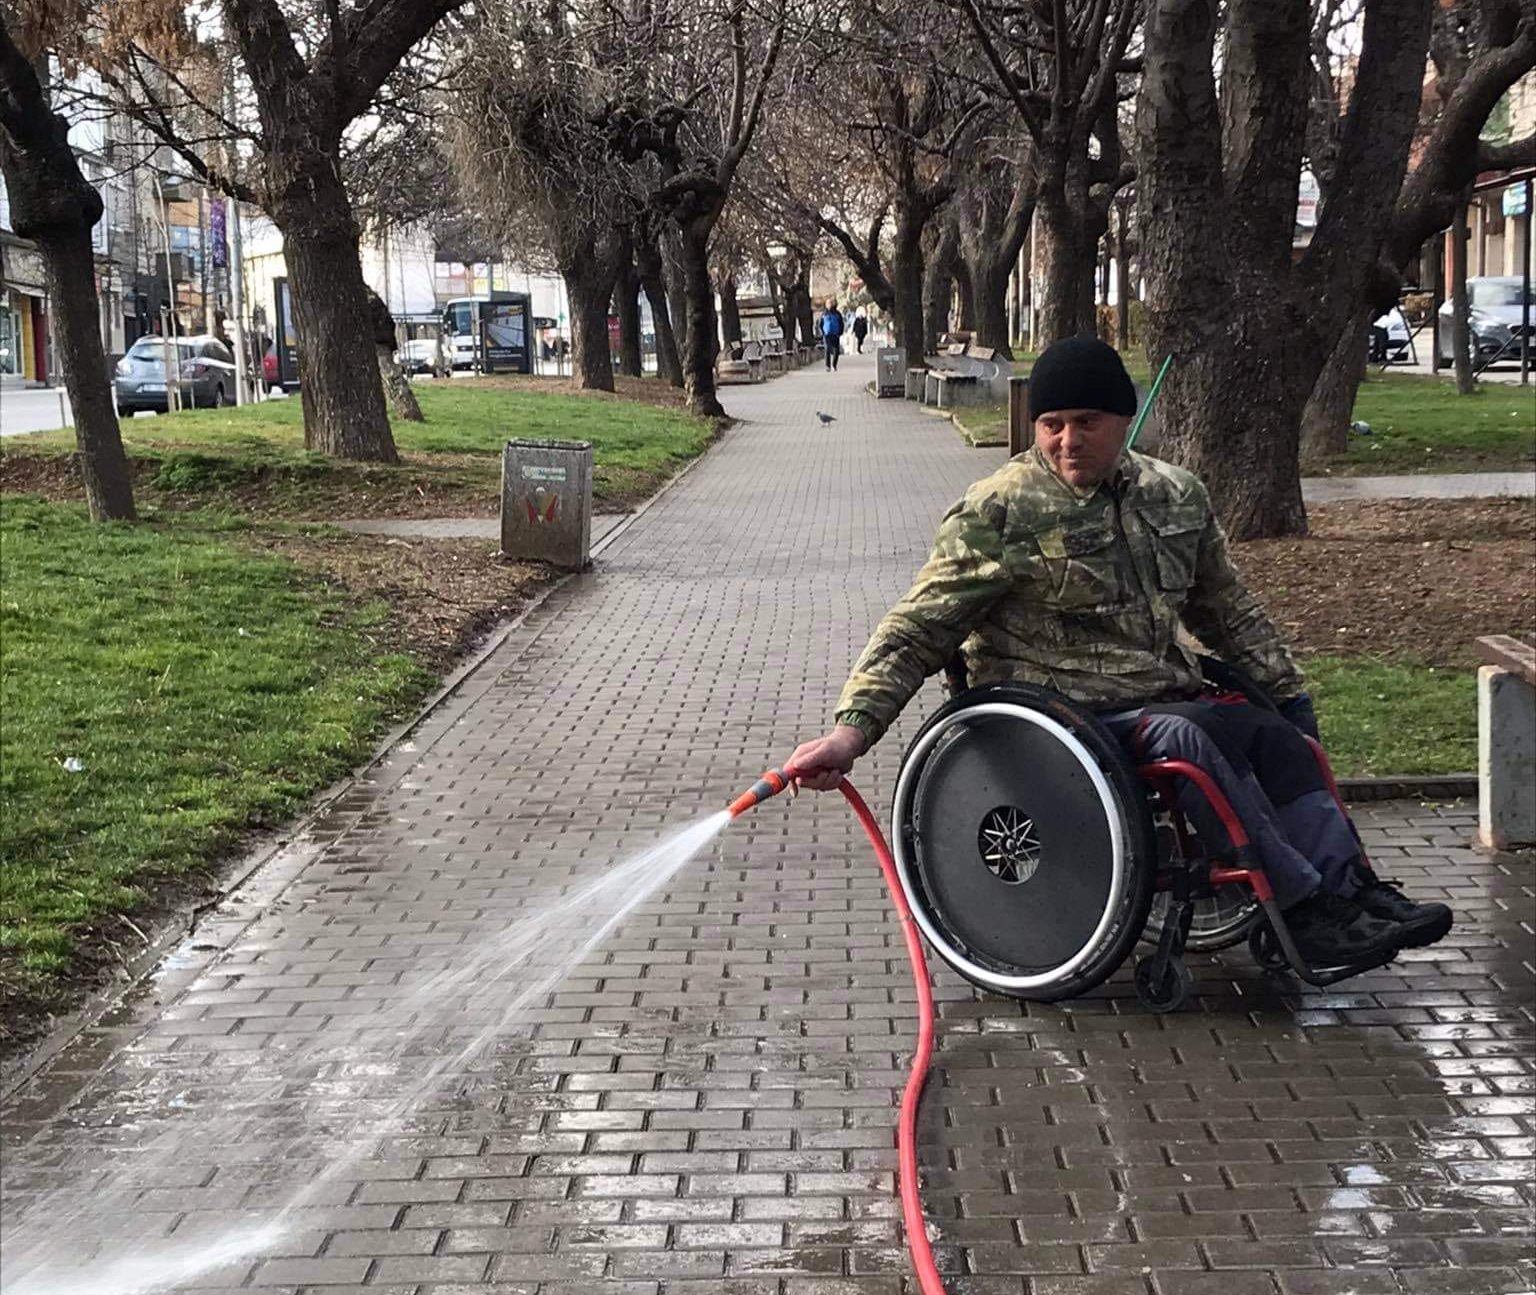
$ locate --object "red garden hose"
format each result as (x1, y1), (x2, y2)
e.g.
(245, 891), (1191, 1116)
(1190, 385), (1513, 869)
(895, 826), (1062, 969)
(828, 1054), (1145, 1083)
(729, 769), (949, 1295)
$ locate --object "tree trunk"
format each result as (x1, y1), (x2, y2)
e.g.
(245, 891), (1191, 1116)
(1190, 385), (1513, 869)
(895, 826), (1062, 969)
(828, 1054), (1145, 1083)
(891, 209), (926, 356)
(972, 254), (1014, 357)
(1034, 186), (1097, 343)
(367, 286), (423, 422)
(375, 346), (423, 421)
(719, 274), (742, 355)
(1451, 198), (1475, 394)
(954, 257), (976, 333)
(636, 234), (683, 387)
(663, 234), (690, 360)
(613, 255), (643, 378)
(275, 163), (398, 462)
(1137, 0), (1433, 539)
(44, 227), (139, 519)
(0, 24), (135, 520)
(1300, 304), (1371, 462)
(923, 221), (959, 353)
(1115, 201), (1132, 353)
(793, 279), (814, 352)
(678, 225), (725, 418)
(564, 259), (618, 392)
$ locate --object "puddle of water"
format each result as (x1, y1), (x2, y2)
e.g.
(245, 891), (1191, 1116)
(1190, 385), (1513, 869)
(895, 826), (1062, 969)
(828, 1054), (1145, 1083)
(1, 810), (731, 1295)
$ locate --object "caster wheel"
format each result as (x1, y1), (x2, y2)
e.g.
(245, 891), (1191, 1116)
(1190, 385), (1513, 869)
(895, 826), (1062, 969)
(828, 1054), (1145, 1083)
(1248, 923), (1289, 972)
(1134, 956), (1194, 1012)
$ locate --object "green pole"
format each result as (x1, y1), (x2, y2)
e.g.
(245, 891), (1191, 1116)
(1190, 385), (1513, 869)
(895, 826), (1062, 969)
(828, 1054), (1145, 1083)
(1127, 354), (1173, 448)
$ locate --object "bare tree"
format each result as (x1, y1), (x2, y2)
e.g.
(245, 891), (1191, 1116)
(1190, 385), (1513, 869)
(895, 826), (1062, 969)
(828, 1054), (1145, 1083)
(449, 1), (643, 392)
(822, 4), (990, 354)
(95, 0), (470, 462)
(1301, 1), (1535, 457)
(1137, 0), (1435, 539)
(954, 135), (1038, 356)
(638, 0), (789, 417)
(0, 13), (134, 520)
(958, 0), (1140, 344)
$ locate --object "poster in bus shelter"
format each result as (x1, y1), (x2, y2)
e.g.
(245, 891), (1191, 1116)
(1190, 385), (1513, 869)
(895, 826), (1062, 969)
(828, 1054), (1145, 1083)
(480, 297), (532, 374)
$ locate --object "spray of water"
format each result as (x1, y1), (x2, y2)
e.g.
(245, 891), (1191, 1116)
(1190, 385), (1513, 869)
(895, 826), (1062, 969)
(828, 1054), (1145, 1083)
(0, 810), (733, 1295)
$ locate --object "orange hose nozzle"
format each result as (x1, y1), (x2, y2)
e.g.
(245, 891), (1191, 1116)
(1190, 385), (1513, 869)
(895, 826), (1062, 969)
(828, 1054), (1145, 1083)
(727, 767), (791, 818)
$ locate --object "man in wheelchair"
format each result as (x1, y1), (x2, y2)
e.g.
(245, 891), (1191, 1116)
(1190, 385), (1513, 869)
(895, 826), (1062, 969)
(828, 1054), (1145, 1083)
(790, 336), (1452, 971)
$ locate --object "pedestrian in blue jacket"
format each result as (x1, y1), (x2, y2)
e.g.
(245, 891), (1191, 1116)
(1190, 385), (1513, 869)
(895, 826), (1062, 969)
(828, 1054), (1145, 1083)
(820, 300), (844, 371)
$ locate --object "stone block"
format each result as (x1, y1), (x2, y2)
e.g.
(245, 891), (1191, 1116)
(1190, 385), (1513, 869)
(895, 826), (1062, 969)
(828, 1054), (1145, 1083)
(1478, 664), (1536, 849)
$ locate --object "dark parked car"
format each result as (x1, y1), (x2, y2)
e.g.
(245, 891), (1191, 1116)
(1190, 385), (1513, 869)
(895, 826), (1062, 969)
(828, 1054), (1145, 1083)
(115, 336), (237, 414)
(1438, 276), (1535, 365)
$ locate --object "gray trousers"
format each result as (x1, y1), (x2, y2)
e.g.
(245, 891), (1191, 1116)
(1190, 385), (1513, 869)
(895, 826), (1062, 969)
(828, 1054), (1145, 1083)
(1100, 699), (1360, 910)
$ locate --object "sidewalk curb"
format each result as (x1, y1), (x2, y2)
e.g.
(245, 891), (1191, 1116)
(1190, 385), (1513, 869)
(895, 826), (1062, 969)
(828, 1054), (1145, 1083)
(1337, 773), (1477, 802)
(1, 427), (733, 1106)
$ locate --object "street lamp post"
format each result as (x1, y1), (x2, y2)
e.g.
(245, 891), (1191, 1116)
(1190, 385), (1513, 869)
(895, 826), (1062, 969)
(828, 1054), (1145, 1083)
(1521, 177), (1532, 387)
(154, 174), (181, 413)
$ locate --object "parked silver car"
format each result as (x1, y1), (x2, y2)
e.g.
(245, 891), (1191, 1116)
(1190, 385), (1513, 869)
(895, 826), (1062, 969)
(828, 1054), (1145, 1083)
(115, 335), (237, 414)
(395, 337), (443, 375)
(1437, 276), (1535, 365)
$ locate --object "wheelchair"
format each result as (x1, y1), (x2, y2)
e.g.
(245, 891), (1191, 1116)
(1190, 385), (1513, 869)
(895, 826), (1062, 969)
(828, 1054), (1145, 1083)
(891, 659), (1384, 1012)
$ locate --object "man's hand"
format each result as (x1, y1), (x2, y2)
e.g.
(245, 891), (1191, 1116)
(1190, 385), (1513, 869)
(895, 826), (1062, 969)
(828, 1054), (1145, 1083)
(787, 725), (869, 791)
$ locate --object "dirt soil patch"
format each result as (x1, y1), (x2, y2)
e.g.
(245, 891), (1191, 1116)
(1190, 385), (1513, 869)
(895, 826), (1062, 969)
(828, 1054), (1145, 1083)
(242, 529), (554, 674)
(1232, 497), (1533, 667)
(286, 497), (1530, 680)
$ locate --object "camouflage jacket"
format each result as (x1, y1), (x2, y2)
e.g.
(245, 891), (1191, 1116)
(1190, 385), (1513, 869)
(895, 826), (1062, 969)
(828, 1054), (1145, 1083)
(835, 446), (1304, 745)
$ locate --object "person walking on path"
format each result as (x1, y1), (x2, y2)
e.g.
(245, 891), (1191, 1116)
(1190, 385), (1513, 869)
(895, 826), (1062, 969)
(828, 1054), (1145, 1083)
(820, 299), (844, 371)
(851, 311), (869, 353)
(786, 336), (1453, 972)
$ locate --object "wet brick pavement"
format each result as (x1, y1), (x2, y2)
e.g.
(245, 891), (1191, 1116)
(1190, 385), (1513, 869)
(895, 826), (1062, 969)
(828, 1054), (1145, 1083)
(2, 351), (1532, 1294)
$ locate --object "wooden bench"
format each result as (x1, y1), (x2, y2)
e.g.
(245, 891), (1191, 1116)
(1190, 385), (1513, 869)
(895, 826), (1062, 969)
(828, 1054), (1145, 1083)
(923, 342), (1000, 409)
(1476, 635), (1535, 849)
(716, 340), (763, 384)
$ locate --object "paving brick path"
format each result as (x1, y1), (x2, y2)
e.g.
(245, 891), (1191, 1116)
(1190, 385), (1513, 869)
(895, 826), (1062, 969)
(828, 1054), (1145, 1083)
(3, 351), (1532, 1295)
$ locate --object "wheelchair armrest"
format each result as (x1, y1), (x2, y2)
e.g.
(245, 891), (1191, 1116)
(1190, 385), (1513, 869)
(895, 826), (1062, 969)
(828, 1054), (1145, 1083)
(1197, 656), (1279, 713)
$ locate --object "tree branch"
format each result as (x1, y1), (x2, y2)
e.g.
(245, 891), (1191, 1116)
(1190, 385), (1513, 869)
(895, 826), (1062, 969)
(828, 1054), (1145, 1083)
(1478, 133), (1536, 172)
(334, 0), (470, 125)
(957, 0), (1045, 142)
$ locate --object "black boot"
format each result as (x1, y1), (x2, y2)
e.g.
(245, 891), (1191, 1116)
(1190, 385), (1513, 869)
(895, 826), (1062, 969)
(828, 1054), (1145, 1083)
(1284, 891), (1405, 968)
(1352, 870), (1454, 948)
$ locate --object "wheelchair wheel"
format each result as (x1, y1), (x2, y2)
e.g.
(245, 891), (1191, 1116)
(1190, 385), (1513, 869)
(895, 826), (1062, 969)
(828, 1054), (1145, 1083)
(1134, 955), (1194, 1012)
(1147, 886), (1260, 952)
(1142, 813), (1260, 952)
(892, 684), (1157, 1001)
(1248, 922), (1290, 971)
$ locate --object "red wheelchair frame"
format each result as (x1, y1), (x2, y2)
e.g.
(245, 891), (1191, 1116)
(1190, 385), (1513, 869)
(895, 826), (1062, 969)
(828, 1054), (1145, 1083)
(1130, 736), (1382, 1009)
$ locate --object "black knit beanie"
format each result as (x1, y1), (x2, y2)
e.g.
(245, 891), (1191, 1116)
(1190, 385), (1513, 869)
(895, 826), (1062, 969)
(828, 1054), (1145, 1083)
(1027, 336), (1138, 421)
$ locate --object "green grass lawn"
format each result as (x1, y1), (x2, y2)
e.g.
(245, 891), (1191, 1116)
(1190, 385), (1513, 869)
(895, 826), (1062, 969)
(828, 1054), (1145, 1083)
(0, 496), (432, 1022)
(1305, 655), (1475, 778)
(1334, 371), (1535, 473)
(951, 369), (1533, 474)
(3, 379), (716, 515)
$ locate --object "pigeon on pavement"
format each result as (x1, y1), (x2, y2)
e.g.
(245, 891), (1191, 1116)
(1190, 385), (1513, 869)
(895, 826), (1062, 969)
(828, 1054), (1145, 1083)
(816, 411), (836, 426)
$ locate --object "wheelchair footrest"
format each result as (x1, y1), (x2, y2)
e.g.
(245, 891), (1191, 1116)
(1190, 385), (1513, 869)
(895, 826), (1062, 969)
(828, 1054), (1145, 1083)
(1251, 899), (1399, 986)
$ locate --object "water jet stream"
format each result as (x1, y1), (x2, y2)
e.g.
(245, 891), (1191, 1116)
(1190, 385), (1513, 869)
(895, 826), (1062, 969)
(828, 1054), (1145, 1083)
(1, 811), (732, 1295)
